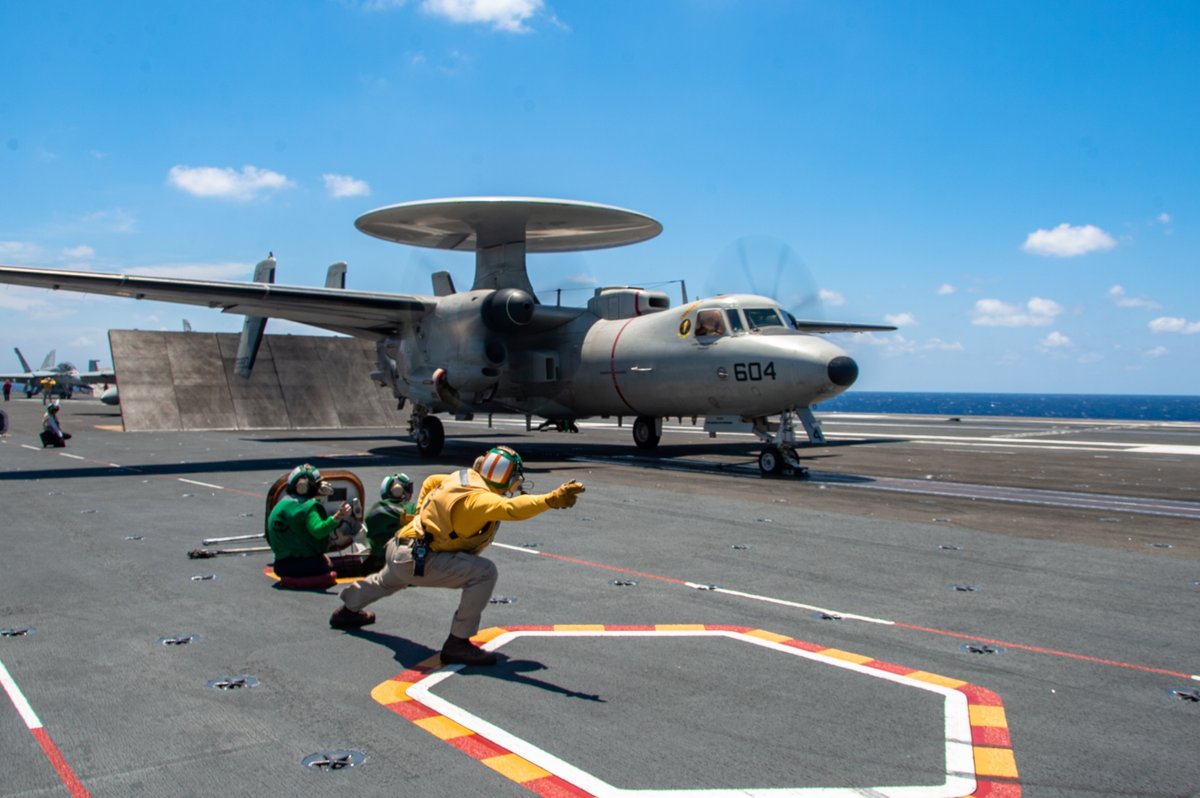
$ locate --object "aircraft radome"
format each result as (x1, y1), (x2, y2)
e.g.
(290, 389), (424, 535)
(0, 197), (893, 476)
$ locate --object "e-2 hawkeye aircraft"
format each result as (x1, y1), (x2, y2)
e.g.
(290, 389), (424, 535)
(0, 197), (893, 476)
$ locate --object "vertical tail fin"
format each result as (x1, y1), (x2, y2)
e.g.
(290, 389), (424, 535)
(14, 347), (33, 373)
(234, 255), (275, 379)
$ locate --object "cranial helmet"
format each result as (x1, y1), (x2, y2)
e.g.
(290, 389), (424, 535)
(478, 446), (523, 492)
(380, 472), (414, 501)
(287, 463), (322, 496)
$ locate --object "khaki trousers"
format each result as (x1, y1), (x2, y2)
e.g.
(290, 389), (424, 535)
(338, 537), (498, 638)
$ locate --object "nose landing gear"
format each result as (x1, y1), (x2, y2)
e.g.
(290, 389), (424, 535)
(752, 407), (815, 479)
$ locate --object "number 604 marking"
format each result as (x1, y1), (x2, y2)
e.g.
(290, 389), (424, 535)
(734, 362), (776, 381)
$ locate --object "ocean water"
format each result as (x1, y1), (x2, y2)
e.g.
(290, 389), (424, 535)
(817, 392), (1200, 422)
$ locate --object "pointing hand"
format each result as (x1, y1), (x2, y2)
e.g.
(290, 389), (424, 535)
(546, 480), (586, 509)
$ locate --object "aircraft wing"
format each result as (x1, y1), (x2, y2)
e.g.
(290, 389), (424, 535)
(0, 266), (436, 337)
(793, 320), (898, 333)
(76, 370), (117, 385)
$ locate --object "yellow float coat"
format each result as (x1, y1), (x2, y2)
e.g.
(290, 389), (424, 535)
(398, 469), (551, 555)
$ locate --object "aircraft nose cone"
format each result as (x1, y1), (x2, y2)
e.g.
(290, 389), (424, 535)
(828, 355), (859, 387)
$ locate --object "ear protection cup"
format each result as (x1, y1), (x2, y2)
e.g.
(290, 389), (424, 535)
(380, 473), (414, 501)
(287, 464), (322, 496)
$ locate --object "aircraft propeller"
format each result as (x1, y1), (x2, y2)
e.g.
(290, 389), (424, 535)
(705, 235), (825, 323)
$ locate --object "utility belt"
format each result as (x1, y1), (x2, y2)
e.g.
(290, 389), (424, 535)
(403, 535), (431, 577)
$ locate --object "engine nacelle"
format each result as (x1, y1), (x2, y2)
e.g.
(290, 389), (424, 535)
(481, 288), (535, 333)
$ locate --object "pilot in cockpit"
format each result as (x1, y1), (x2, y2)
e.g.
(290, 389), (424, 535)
(695, 308), (726, 338)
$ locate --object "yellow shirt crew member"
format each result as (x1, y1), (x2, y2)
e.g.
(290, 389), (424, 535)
(330, 446), (584, 666)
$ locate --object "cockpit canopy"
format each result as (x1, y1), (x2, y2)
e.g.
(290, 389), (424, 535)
(686, 296), (796, 340)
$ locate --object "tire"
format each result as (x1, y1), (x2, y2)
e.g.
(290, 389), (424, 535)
(415, 416), (445, 457)
(758, 447), (784, 477)
(632, 416), (660, 450)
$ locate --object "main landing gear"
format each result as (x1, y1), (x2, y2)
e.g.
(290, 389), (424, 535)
(751, 407), (819, 479)
(632, 415), (661, 450)
(410, 409), (445, 457)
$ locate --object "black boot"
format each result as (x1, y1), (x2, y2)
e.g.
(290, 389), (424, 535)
(440, 634), (497, 666)
(329, 606), (375, 630)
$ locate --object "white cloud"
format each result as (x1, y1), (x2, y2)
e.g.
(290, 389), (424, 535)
(127, 262), (253, 280)
(167, 165), (293, 201)
(62, 245), (95, 260)
(1038, 331), (1072, 349)
(884, 312), (917, 327)
(420, 0), (544, 32)
(1157, 212), (1171, 224)
(81, 208), (137, 233)
(1108, 284), (1160, 310)
(936, 283), (955, 295)
(1149, 316), (1200, 334)
(818, 288), (844, 306)
(323, 173), (371, 198)
(1146, 346), (1168, 358)
(858, 332), (963, 356)
(0, 240), (44, 263)
(0, 287), (54, 312)
(970, 296), (1063, 327)
(1021, 223), (1117, 257)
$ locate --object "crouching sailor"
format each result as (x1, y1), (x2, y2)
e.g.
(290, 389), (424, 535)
(267, 464), (354, 588)
(363, 473), (417, 573)
(329, 446), (585, 666)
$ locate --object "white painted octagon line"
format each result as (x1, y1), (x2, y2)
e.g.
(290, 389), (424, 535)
(410, 629), (976, 798)
(0, 658), (42, 730)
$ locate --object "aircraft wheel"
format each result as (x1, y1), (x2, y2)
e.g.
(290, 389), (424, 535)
(758, 447), (784, 477)
(415, 416), (445, 457)
(632, 416), (660, 450)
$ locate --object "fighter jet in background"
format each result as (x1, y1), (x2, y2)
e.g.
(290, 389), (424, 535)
(0, 197), (893, 475)
(2, 348), (115, 399)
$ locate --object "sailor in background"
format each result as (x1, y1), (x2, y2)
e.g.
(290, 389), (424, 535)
(40, 401), (70, 448)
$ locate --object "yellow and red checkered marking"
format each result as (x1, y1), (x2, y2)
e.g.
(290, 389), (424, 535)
(262, 566), (360, 585)
(371, 624), (1020, 796)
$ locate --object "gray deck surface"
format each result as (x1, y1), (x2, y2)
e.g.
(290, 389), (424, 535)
(1, 397), (1197, 797)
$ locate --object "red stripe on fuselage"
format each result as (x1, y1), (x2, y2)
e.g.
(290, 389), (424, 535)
(608, 318), (640, 415)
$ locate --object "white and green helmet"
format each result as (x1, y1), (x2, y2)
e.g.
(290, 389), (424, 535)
(287, 463), (322, 496)
(380, 472), (414, 501)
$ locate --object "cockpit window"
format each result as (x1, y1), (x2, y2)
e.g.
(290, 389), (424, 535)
(743, 307), (786, 330)
(725, 309), (745, 333)
(694, 308), (726, 338)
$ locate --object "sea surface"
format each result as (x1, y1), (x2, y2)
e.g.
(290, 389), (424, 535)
(817, 392), (1200, 422)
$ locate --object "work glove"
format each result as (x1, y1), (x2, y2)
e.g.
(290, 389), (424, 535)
(545, 480), (585, 509)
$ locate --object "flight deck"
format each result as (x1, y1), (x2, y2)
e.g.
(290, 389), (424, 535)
(2, 397), (1197, 797)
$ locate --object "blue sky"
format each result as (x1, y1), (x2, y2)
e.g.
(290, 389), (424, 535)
(2, 0), (1197, 394)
